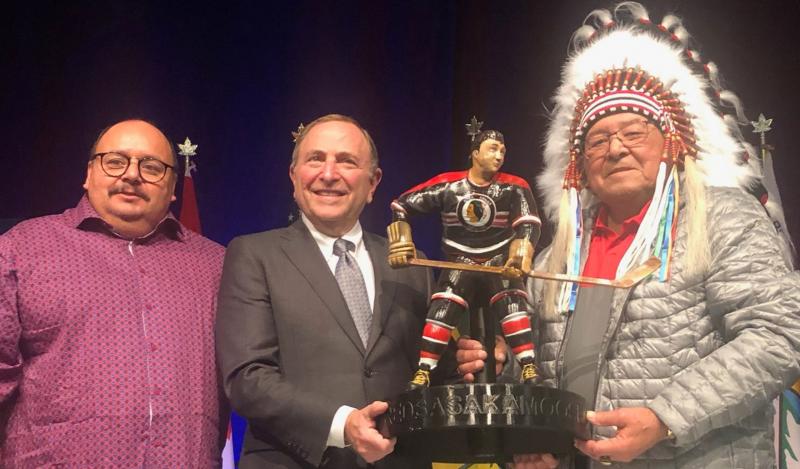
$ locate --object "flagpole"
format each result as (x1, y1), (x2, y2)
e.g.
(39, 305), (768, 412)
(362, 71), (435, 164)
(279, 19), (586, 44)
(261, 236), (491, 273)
(177, 137), (202, 233)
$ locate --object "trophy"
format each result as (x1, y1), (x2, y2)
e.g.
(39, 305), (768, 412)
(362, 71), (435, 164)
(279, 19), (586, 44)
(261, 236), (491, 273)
(382, 117), (659, 463)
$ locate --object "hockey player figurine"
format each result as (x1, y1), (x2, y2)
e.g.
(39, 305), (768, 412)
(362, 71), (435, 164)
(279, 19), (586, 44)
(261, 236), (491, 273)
(388, 117), (541, 389)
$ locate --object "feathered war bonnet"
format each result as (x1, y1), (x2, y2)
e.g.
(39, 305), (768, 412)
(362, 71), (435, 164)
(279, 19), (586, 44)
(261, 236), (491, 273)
(539, 2), (759, 315)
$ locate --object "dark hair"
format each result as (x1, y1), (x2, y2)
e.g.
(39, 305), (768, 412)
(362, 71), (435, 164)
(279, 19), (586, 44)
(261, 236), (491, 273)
(470, 129), (505, 153)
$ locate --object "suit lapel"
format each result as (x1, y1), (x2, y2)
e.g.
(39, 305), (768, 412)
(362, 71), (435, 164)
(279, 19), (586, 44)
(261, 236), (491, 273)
(280, 221), (365, 355)
(364, 233), (397, 356)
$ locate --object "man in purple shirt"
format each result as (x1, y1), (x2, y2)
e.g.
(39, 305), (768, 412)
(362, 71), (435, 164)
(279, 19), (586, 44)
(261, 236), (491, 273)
(0, 120), (226, 467)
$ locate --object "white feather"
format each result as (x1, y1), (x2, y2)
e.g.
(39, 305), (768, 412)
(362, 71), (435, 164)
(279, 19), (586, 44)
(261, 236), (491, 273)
(615, 1), (650, 22)
(672, 26), (690, 47)
(705, 62), (720, 90)
(719, 90), (749, 125)
(584, 9), (614, 29)
(660, 14), (682, 32)
(570, 25), (597, 52)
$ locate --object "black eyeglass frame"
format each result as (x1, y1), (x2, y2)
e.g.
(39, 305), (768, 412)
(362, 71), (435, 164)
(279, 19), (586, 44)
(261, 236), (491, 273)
(91, 151), (176, 183)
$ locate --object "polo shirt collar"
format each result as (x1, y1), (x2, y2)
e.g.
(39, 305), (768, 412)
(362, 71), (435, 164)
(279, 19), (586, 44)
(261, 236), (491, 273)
(593, 199), (652, 236)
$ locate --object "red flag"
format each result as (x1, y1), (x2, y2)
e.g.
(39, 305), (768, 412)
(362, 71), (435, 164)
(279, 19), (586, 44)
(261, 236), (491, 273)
(176, 138), (236, 467)
(177, 138), (202, 233)
(179, 170), (202, 233)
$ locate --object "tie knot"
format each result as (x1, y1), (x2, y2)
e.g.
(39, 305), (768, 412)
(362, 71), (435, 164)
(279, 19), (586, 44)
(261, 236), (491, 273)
(333, 238), (356, 257)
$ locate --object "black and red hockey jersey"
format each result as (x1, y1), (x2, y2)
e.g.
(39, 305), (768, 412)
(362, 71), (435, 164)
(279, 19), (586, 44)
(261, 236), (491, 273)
(391, 171), (541, 259)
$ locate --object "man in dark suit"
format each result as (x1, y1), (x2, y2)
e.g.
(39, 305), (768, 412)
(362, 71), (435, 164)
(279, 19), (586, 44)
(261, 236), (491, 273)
(216, 114), (433, 468)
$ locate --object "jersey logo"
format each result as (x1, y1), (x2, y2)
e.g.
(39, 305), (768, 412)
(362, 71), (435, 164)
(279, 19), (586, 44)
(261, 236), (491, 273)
(457, 193), (496, 232)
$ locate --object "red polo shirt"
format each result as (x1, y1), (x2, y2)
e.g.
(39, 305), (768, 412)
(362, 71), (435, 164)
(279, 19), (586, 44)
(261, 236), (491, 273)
(582, 201), (651, 280)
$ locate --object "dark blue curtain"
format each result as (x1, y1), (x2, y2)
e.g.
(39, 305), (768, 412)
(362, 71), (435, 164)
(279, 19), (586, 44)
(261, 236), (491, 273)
(5, 1), (800, 247)
(4, 0), (800, 464)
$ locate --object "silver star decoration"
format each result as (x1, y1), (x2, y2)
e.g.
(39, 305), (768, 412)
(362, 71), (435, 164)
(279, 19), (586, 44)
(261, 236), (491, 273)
(465, 115), (483, 140)
(751, 113), (773, 136)
(178, 137), (198, 157)
(291, 123), (305, 142)
(177, 137), (199, 177)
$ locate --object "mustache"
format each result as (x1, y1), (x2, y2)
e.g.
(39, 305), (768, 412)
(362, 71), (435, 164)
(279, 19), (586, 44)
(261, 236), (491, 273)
(108, 186), (150, 202)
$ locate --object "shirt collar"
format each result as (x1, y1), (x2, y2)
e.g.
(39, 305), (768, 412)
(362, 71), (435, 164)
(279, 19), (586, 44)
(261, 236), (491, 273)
(69, 195), (184, 241)
(593, 199), (651, 236)
(300, 213), (363, 257)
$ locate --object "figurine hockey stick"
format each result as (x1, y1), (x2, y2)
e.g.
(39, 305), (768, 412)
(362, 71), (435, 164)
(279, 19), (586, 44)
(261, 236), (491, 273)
(406, 256), (661, 288)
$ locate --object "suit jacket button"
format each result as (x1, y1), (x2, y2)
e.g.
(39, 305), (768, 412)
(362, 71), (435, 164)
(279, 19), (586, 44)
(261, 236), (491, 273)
(364, 368), (374, 378)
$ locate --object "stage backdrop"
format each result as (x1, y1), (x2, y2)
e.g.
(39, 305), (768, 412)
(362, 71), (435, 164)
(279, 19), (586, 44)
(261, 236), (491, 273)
(4, 1), (800, 467)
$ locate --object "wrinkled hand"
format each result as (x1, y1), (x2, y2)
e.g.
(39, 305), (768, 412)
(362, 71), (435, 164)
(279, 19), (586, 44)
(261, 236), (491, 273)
(504, 238), (534, 275)
(574, 408), (670, 464)
(344, 401), (397, 463)
(455, 335), (506, 383)
(510, 453), (559, 469)
(387, 221), (416, 268)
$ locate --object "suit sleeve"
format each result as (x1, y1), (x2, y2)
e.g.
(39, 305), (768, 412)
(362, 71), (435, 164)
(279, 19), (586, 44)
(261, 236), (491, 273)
(215, 236), (338, 465)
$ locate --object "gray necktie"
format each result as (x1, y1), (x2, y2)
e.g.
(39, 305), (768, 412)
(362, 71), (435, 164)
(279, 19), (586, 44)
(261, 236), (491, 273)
(333, 238), (372, 347)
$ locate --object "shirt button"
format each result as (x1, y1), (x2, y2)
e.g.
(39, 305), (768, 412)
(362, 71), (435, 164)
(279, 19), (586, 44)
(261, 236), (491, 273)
(363, 368), (374, 378)
(138, 267), (146, 274)
(150, 342), (158, 352)
(152, 386), (161, 396)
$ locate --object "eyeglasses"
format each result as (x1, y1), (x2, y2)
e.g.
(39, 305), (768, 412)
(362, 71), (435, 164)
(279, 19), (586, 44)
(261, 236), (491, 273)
(583, 120), (652, 159)
(92, 152), (175, 183)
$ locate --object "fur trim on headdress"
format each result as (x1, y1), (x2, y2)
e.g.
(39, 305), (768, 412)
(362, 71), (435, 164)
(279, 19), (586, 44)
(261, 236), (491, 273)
(539, 28), (754, 219)
(538, 3), (760, 316)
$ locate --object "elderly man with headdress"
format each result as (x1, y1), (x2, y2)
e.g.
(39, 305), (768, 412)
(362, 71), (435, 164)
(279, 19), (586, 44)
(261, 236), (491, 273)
(459, 3), (800, 468)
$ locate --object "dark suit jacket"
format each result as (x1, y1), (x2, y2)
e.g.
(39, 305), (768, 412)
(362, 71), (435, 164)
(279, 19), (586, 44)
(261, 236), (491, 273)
(216, 221), (433, 468)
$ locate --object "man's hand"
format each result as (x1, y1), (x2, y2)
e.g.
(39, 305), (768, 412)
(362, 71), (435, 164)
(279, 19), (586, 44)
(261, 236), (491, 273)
(510, 453), (559, 469)
(504, 238), (534, 274)
(387, 221), (416, 268)
(574, 408), (670, 464)
(344, 401), (397, 463)
(455, 335), (507, 382)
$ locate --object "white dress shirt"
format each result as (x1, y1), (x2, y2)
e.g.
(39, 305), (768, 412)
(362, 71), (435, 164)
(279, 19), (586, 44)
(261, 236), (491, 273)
(300, 214), (375, 448)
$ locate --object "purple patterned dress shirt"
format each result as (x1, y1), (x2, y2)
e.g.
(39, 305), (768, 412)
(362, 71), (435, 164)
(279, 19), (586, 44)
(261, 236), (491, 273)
(0, 196), (225, 468)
